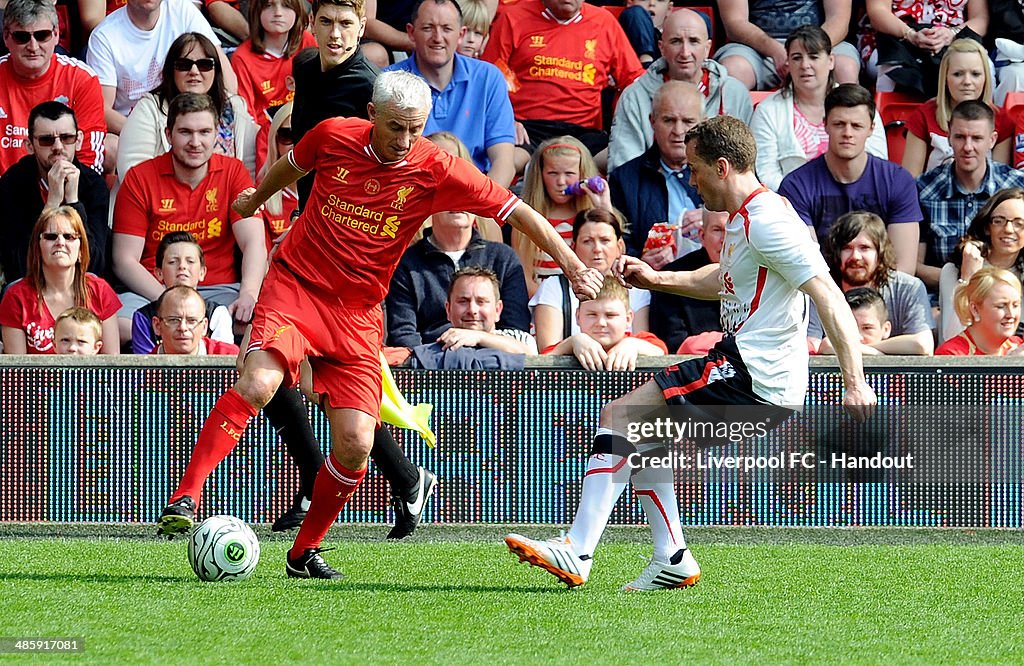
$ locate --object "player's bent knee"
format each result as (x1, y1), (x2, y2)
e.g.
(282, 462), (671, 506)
(235, 363), (285, 409)
(326, 408), (376, 468)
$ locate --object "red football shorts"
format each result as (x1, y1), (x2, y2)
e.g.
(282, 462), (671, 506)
(248, 265), (383, 418)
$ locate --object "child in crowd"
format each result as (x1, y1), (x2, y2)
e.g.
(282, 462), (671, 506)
(846, 287), (893, 346)
(54, 307), (104, 355)
(151, 286), (240, 356)
(232, 0), (315, 171)
(456, 0), (491, 59)
(517, 136), (610, 295)
(543, 276), (666, 370)
(533, 207), (650, 351)
(131, 233), (234, 354)
(259, 102), (299, 242)
(620, 0), (672, 66)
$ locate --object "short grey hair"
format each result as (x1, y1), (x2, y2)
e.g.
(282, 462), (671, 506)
(4, 0), (58, 31)
(372, 70), (432, 114)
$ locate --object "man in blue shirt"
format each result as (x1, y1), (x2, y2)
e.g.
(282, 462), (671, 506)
(387, 0), (515, 187)
(609, 80), (704, 266)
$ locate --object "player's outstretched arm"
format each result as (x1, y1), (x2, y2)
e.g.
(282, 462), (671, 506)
(507, 203), (604, 300)
(232, 153), (307, 218)
(800, 274), (877, 422)
(614, 256), (721, 299)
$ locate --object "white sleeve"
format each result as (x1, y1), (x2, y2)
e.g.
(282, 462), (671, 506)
(85, 29), (117, 87)
(209, 306), (234, 344)
(747, 198), (829, 289)
(629, 287), (651, 311)
(117, 95), (165, 182)
(530, 275), (564, 310)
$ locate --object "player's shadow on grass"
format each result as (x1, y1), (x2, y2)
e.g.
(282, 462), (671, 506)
(337, 582), (566, 594)
(0, 572), (186, 584)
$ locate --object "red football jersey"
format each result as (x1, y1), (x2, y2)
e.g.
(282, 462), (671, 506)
(281, 117), (521, 304)
(0, 54), (107, 174)
(482, 0), (643, 129)
(114, 153), (254, 285)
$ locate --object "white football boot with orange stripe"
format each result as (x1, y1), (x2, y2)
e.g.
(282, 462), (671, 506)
(622, 548), (701, 591)
(504, 533), (592, 588)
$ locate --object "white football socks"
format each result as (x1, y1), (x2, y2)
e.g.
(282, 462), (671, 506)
(566, 430), (631, 557)
(632, 445), (686, 562)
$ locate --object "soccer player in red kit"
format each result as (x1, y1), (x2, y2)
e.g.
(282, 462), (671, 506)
(158, 69), (605, 579)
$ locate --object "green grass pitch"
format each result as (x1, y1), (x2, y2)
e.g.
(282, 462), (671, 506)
(1, 525), (1023, 664)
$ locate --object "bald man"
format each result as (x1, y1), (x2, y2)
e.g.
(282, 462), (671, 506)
(608, 8), (752, 172)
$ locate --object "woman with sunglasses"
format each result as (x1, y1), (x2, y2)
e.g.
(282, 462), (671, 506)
(116, 32), (258, 181)
(0, 207), (120, 354)
(938, 187), (1024, 342)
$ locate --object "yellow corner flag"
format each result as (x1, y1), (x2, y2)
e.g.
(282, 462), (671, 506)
(380, 353), (437, 447)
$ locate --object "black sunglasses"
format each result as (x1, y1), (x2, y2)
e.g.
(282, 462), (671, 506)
(173, 57), (216, 72)
(8, 29), (54, 45)
(40, 232), (80, 242)
(276, 127), (295, 144)
(33, 132), (78, 147)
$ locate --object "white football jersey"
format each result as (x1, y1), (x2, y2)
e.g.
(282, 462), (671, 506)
(717, 187), (829, 406)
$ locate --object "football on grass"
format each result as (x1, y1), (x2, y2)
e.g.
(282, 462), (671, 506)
(188, 516), (260, 582)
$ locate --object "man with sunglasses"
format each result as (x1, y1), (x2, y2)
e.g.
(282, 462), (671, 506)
(0, 101), (109, 283)
(0, 0), (106, 175)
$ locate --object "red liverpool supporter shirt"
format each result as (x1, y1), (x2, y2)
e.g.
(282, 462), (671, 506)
(282, 116), (521, 304)
(482, 0), (643, 129)
(114, 153), (254, 285)
(0, 54), (107, 174)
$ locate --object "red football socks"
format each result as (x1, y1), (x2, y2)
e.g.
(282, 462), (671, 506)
(171, 388), (258, 505)
(289, 454), (367, 560)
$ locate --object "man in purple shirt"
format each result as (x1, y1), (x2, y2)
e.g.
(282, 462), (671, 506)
(778, 84), (922, 275)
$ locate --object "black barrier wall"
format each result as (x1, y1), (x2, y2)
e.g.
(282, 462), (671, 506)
(1, 359), (1022, 527)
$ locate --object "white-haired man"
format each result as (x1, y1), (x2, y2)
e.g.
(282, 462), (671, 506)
(158, 70), (604, 580)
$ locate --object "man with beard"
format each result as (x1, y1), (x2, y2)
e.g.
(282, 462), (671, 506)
(810, 210), (935, 355)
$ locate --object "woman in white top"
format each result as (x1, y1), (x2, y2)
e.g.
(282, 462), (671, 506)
(532, 207), (650, 351)
(938, 187), (1024, 342)
(751, 25), (887, 191)
(117, 32), (259, 181)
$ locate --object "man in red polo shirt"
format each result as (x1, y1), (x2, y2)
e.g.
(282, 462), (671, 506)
(112, 92), (267, 340)
(157, 70), (604, 580)
(0, 0), (107, 174)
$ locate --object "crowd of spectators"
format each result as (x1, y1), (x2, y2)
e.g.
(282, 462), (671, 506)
(2, 0), (1024, 360)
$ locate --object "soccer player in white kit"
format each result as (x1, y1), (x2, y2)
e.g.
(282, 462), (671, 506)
(505, 115), (877, 591)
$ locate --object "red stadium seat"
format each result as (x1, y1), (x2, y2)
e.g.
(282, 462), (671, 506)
(1003, 91), (1024, 125)
(875, 91), (926, 165)
(749, 90), (774, 107)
